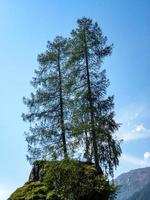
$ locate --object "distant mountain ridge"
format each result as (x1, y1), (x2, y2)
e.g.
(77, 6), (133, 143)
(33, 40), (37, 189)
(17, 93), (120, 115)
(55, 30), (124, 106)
(127, 182), (150, 200)
(115, 167), (150, 200)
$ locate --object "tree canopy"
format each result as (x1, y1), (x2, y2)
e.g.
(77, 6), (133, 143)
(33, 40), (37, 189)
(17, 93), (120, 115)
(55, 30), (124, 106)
(22, 17), (121, 177)
(22, 36), (70, 161)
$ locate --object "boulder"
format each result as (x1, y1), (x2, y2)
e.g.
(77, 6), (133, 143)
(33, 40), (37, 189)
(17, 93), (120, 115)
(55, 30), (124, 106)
(8, 159), (116, 200)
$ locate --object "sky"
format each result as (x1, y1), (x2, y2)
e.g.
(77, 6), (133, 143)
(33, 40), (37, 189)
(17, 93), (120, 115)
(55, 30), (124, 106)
(0, 0), (150, 199)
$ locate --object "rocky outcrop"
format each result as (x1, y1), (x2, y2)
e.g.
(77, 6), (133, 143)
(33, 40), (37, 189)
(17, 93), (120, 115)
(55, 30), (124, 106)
(8, 159), (116, 200)
(29, 160), (45, 181)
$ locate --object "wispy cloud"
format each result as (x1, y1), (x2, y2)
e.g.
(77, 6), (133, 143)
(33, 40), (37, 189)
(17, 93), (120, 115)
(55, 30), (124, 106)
(120, 153), (150, 168)
(118, 124), (150, 142)
(116, 103), (146, 126)
(115, 103), (150, 176)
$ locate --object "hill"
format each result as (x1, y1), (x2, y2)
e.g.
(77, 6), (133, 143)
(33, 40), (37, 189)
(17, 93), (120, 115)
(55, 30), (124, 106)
(127, 182), (150, 200)
(115, 167), (150, 200)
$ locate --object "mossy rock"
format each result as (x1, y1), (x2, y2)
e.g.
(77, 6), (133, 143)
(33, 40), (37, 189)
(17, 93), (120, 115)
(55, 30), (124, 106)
(8, 159), (116, 200)
(46, 191), (60, 200)
(8, 181), (59, 200)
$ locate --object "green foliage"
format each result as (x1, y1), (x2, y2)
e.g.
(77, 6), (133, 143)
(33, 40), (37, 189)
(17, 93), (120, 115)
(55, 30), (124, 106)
(8, 181), (49, 200)
(22, 17), (121, 177)
(22, 36), (70, 162)
(68, 17), (121, 176)
(38, 159), (117, 199)
(9, 160), (117, 200)
(46, 191), (60, 200)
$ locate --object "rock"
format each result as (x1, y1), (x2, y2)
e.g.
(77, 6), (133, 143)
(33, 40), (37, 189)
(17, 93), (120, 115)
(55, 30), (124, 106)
(8, 159), (116, 200)
(29, 160), (45, 181)
(8, 181), (49, 200)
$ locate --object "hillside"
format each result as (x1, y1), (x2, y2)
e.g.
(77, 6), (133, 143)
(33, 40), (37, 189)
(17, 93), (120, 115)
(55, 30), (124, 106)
(127, 182), (150, 200)
(115, 167), (150, 200)
(8, 159), (116, 200)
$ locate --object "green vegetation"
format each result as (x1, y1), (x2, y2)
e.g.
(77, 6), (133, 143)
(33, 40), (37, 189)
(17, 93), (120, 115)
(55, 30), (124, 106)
(68, 17), (121, 176)
(22, 17), (121, 177)
(8, 160), (117, 200)
(22, 36), (70, 161)
(8, 181), (49, 200)
(18, 17), (121, 200)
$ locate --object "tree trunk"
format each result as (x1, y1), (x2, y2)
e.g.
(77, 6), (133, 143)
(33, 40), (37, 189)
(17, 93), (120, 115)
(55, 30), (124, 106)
(57, 49), (68, 159)
(84, 33), (103, 174)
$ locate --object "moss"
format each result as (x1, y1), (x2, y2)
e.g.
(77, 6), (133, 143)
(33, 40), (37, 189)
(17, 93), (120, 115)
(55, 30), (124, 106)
(8, 160), (117, 200)
(8, 181), (49, 200)
(46, 191), (60, 200)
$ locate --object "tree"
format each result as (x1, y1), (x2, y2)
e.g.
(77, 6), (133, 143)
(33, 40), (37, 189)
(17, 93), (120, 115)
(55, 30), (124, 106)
(68, 17), (121, 176)
(22, 18), (121, 177)
(22, 36), (69, 162)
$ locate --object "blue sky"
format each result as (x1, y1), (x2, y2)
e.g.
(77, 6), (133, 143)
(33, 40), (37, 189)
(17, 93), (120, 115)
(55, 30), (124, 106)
(0, 0), (150, 199)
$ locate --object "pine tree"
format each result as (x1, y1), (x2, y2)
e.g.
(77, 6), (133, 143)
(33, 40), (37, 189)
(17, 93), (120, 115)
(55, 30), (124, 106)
(22, 36), (69, 162)
(68, 17), (121, 176)
(22, 18), (121, 177)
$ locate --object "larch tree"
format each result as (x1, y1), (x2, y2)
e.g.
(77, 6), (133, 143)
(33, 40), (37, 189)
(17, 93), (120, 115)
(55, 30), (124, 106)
(22, 36), (70, 162)
(22, 18), (121, 177)
(68, 17), (121, 176)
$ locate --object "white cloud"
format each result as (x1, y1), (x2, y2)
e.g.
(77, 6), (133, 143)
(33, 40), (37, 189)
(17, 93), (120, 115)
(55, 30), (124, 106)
(120, 153), (150, 168)
(135, 124), (146, 132)
(115, 152), (150, 177)
(118, 124), (150, 142)
(120, 154), (144, 167)
(144, 152), (150, 161)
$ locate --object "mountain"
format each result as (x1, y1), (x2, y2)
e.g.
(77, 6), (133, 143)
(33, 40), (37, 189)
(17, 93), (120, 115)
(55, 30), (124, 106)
(115, 167), (150, 200)
(127, 182), (150, 200)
